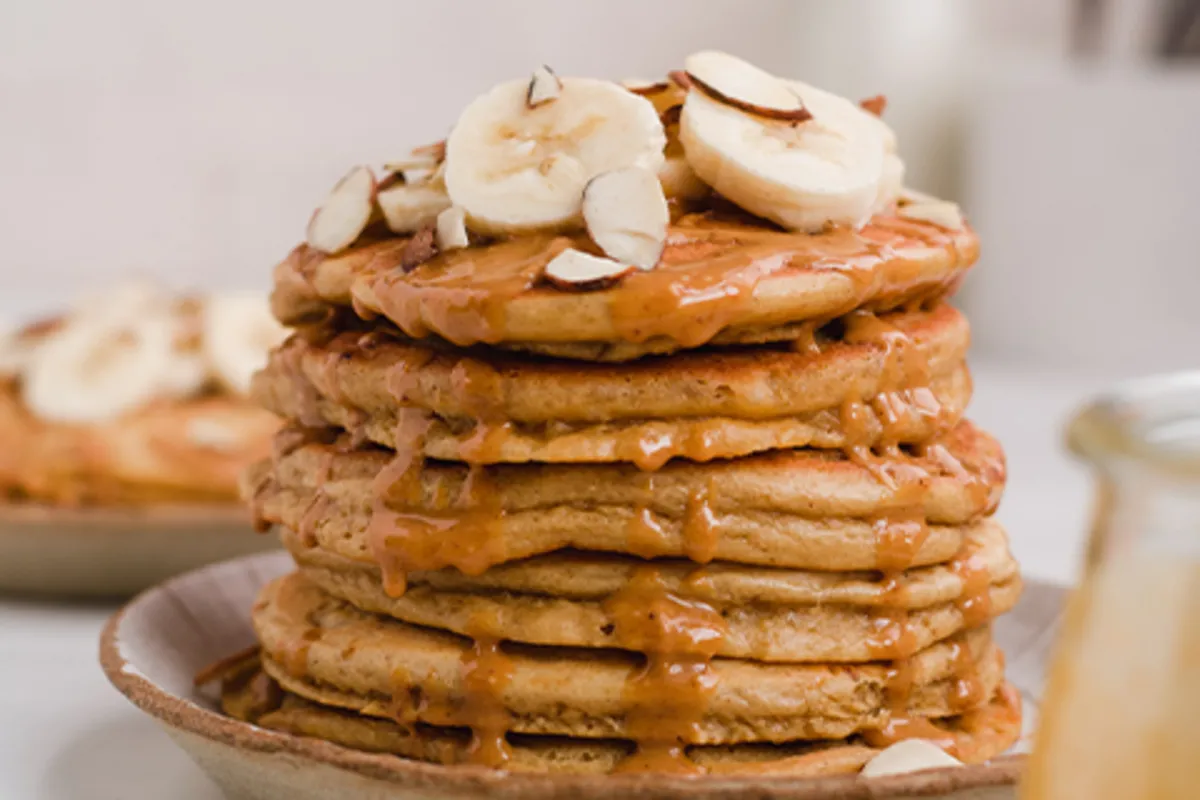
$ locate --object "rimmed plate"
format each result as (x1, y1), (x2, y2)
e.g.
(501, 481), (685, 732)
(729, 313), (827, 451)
(100, 552), (1065, 799)
(0, 503), (278, 597)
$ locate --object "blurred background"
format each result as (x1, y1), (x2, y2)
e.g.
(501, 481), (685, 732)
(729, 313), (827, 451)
(1, 0), (1197, 575)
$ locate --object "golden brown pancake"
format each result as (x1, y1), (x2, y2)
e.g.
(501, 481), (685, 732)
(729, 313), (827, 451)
(221, 664), (1022, 776)
(253, 303), (971, 465)
(0, 380), (279, 506)
(272, 212), (978, 357)
(288, 518), (1021, 662)
(246, 419), (1003, 573)
(287, 518), (1015, 608)
(254, 573), (1005, 745)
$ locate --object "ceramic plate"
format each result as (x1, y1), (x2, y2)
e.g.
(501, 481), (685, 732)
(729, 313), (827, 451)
(0, 503), (279, 598)
(100, 552), (1064, 800)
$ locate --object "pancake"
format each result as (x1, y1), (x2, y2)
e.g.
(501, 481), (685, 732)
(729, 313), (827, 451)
(253, 303), (971, 465)
(272, 211), (978, 358)
(254, 572), (1004, 746)
(0, 380), (278, 506)
(222, 671), (1022, 776)
(246, 419), (1003, 575)
(287, 518), (1021, 662)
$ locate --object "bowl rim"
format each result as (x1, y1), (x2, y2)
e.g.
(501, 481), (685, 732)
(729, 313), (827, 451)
(99, 553), (1025, 800)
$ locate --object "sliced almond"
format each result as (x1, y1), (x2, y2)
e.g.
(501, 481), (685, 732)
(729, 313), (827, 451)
(400, 224), (438, 272)
(667, 70), (693, 90)
(435, 206), (470, 251)
(860, 94), (887, 117)
(526, 65), (562, 108)
(543, 248), (635, 291)
(621, 78), (671, 95)
(382, 141), (446, 175)
(378, 181), (453, 234)
(684, 51), (811, 122)
(377, 169), (405, 191)
(582, 167), (669, 270)
(305, 166), (377, 254)
(623, 78), (687, 116)
(898, 199), (965, 230)
(861, 740), (962, 778)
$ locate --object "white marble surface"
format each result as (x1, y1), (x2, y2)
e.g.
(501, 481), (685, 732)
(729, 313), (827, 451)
(0, 361), (1106, 800)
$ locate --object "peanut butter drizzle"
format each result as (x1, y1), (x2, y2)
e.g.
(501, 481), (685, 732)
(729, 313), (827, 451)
(838, 306), (988, 753)
(367, 356), (512, 598)
(947, 638), (987, 712)
(604, 567), (727, 774)
(365, 213), (962, 349)
(789, 319), (823, 355)
(682, 479), (720, 564)
(386, 616), (515, 768)
(951, 548), (994, 630)
(623, 419), (732, 472)
(458, 617), (515, 768)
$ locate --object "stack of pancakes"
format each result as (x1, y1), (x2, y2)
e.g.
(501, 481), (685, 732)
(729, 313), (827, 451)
(222, 56), (1023, 779)
(225, 214), (1023, 777)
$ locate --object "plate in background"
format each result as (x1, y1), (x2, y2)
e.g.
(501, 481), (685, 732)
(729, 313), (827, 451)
(100, 552), (1064, 800)
(0, 503), (279, 598)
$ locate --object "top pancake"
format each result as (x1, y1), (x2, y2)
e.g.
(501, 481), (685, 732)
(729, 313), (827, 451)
(272, 211), (978, 360)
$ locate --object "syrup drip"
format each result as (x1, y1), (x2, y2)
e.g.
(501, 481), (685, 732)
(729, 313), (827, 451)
(625, 474), (671, 559)
(788, 320), (824, 356)
(604, 567), (726, 774)
(682, 480), (720, 564)
(367, 418), (508, 596)
(951, 549), (994, 630)
(459, 617), (515, 768)
(948, 638), (987, 712)
(386, 619), (515, 768)
(838, 308), (985, 754)
(367, 356), (513, 598)
(297, 451), (335, 547)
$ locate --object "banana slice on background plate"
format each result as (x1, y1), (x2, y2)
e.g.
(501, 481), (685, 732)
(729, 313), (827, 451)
(678, 51), (900, 232)
(444, 72), (666, 235)
(22, 310), (205, 424)
(202, 292), (290, 396)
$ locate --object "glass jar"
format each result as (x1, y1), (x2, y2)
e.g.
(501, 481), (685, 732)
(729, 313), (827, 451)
(1022, 372), (1200, 799)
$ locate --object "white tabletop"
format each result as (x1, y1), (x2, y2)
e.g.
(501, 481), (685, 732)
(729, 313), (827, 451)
(0, 361), (1106, 800)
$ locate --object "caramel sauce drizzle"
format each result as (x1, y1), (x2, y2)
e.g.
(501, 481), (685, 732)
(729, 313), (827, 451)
(604, 566), (727, 774)
(334, 215), (969, 772)
(366, 358), (518, 767)
(458, 617), (515, 767)
(840, 309), (985, 755)
(366, 213), (962, 349)
(386, 616), (515, 768)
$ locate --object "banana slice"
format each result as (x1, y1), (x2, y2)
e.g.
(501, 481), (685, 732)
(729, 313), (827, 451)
(444, 75), (666, 235)
(23, 312), (204, 424)
(202, 292), (289, 395)
(678, 52), (898, 232)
